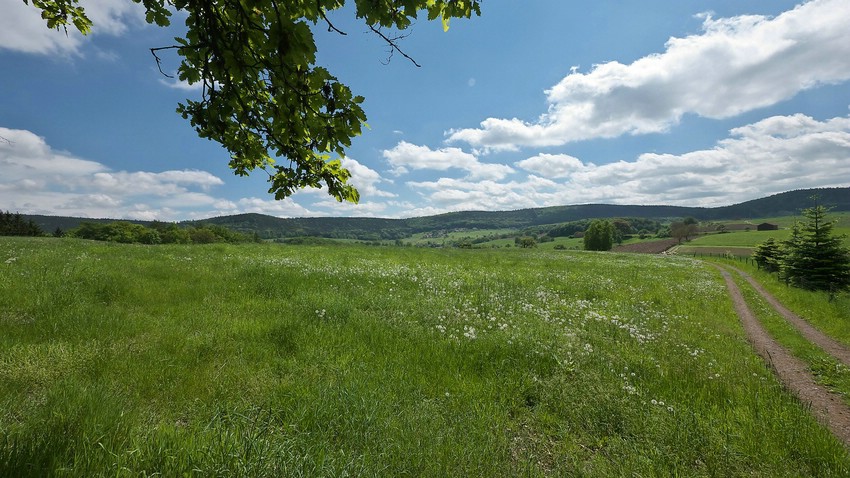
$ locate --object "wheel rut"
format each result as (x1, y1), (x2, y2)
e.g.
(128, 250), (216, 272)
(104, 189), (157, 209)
(725, 264), (850, 367)
(712, 264), (850, 447)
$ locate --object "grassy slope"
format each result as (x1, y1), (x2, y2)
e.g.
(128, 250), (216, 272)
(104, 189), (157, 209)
(1, 238), (849, 476)
(678, 213), (850, 257)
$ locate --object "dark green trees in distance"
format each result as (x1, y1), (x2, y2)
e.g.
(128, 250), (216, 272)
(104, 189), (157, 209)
(70, 221), (257, 245)
(0, 211), (44, 237)
(24, 0), (481, 202)
(584, 219), (615, 251)
(753, 199), (850, 294)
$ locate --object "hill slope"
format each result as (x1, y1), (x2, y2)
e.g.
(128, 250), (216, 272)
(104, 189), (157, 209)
(16, 186), (849, 240)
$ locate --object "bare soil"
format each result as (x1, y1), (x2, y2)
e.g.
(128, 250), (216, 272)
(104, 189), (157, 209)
(713, 264), (850, 447)
(612, 239), (679, 254)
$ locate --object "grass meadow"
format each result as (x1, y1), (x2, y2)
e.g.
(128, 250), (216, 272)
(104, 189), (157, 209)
(2, 237), (850, 476)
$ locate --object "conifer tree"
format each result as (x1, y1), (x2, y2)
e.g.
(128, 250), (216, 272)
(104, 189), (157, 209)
(752, 237), (783, 272)
(781, 199), (850, 293)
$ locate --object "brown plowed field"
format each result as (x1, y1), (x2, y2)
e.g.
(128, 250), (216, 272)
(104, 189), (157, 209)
(612, 238), (678, 254)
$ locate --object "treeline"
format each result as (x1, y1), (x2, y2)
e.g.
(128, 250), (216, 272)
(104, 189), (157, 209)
(529, 217), (664, 240)
(0, 211), (44, 237)
(70, 221), (259, 245)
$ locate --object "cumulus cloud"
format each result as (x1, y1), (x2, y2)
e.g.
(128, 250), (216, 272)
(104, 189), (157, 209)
(447, 0), (850, 151)
(383, 141), (514, 180)
(404, 113), (850, 214)
(0, 127), (225, 220)
(221, 197), (316, 218)
(0, 0), (144, 55)
(341, 157), (395, 199)
(515, 154), (586, 179)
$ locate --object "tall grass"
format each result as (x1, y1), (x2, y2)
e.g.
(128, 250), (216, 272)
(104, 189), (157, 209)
(1, 238), (848, 476)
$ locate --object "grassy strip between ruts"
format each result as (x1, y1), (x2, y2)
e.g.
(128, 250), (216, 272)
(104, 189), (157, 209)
(707, 258), (850, 347)
(1, 238), (849, 476)
(721, 266), (850, 408)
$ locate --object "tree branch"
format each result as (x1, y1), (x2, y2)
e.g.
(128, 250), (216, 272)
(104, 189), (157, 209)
(150, 46), (182, 78)
(319, 2), (346, 35)
(368, 25), (421, 68)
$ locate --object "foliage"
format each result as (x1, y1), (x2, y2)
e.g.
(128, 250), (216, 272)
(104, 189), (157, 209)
(670, 221), (698, 244)
(583, 219), (614, 251)
(515, 236), (537, 248)
(70, 221), (255, 245)
(24, 0), (481, 202)
(752, 237), (783, 273)
(780, 201), (850, 293)
(0, 211), (43, 237)
(611, 219), (633, 244)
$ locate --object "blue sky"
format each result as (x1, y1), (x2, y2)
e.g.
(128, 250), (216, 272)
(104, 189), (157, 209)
(1, 0), (849, 221)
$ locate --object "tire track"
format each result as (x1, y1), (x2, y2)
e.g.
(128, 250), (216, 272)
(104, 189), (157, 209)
(726, 264), (850, 367)
(712, 264), (850, 447)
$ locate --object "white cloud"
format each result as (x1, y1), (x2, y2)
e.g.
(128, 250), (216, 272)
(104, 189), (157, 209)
(0, 127), (226, 220)
(405, 113), (850, 214)
(382, 141), (514, 180)
(341, 157), (395, 199)
(447, 0), (850, 151)
(229, 197), (315, 218)
(158, 78), (203, 91)
(515, 153), (586, 178)
(0, 0), (144, 55)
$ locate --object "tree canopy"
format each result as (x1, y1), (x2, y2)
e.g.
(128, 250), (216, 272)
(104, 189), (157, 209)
(24, 0), (481, 202)
(583, 219), (614, 252)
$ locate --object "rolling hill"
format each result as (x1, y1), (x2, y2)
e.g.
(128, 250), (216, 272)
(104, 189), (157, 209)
(17, 186), (850, 241)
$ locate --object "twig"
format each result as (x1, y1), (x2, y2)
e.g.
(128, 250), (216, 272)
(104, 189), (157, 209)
(150, 46), (182, 78)
(368, 25), (421, 68)
(319, 5), (346, 35)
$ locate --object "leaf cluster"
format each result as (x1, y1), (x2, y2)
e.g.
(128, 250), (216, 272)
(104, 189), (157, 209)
(583, 219), (614, 251)
(23, 0), (481, 202)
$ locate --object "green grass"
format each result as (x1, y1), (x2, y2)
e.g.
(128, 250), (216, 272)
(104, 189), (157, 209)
(690, 230), (791, 247)
(709, 259), (850, 347)
(723, 266), (850, 406)
(1, 238), (849, 476)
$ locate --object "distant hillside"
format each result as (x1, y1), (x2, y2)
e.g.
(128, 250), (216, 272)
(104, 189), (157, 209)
(16, 186), (849, 241)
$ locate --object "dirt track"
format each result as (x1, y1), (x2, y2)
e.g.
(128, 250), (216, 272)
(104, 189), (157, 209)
(713, 264), (850, 447)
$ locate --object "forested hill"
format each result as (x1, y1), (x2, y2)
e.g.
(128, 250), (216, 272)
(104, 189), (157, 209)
(186, 187), (849, 240)
(17, 186), (849, 241)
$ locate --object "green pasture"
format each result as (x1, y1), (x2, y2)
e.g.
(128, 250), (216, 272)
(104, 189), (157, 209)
(1, 238), (849, 476)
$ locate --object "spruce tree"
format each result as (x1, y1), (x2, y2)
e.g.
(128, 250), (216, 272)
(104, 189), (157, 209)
(782, 200), (850, 293)
(752, 237), (783, 272)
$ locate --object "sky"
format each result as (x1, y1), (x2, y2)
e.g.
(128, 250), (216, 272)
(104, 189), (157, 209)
(1, 0), (849, 221)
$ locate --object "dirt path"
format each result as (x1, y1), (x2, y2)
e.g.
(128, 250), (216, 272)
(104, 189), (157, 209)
(712, 265), (850, 447)
(725, 264), (850, 367)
